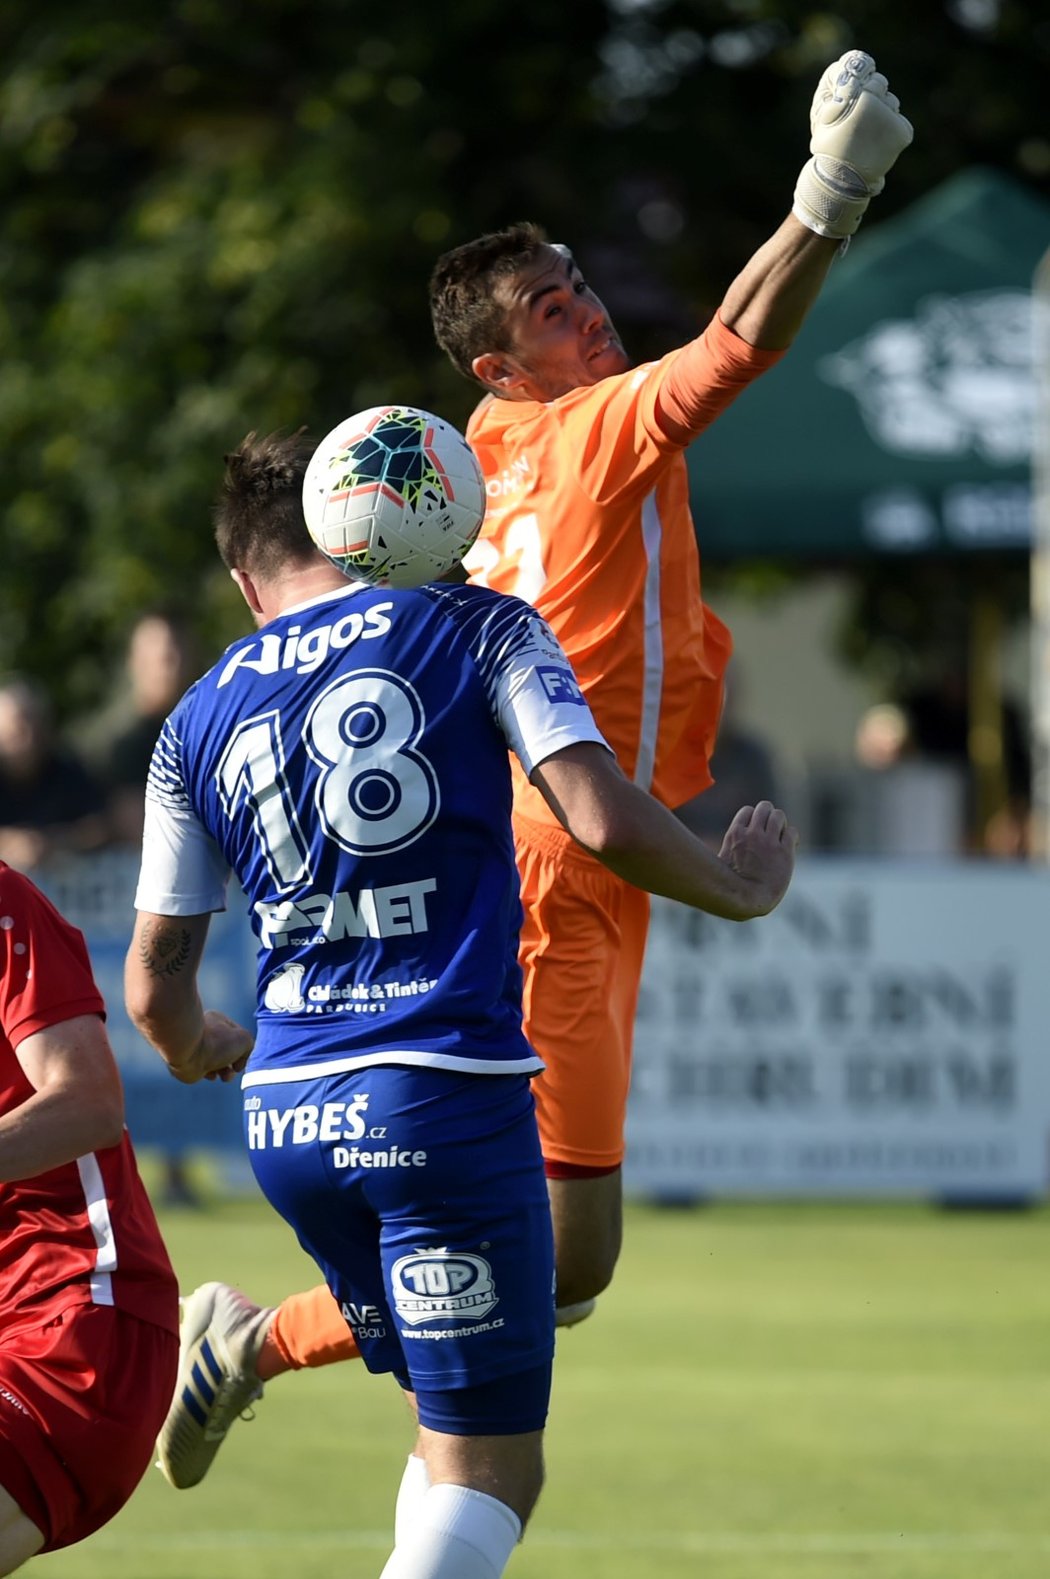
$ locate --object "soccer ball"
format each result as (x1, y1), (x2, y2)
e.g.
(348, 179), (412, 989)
(302, 405), (486, 588)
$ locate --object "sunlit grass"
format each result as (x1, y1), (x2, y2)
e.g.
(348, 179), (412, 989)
(36, 1185), (1050, 1579)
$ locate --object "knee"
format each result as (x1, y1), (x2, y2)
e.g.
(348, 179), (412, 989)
(421, 1428), (545, 1531)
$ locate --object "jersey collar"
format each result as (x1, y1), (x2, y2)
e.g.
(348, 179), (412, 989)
(281, 581), (373, 618)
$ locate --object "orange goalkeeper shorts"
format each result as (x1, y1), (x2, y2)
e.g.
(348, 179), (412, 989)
(513, 813), (650, 1174)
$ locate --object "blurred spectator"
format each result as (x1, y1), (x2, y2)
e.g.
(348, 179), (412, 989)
(853, 702), (911, 771)
(89, 612), (204, 1207)
(854, 668), (1031, 858)
(97, 611), (199, 846)
(906, 669), (1030, 857)
(0, 675), (110, 872)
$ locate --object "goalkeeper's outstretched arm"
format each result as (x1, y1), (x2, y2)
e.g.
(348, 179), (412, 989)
(717, 50), (913, 351)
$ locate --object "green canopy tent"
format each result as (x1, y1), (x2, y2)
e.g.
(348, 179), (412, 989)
(685, 167), (1050, 842)
(687, 166), (1048, 560)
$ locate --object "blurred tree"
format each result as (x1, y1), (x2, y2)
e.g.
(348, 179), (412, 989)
(0, 0), (1045, 713)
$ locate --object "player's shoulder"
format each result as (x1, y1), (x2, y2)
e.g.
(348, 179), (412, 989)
(0, 861), (72, 941)
(418, 579), (533, 630)
(0, 860), (39, 911)
(418, 581), (552, 660)
(534, 359), (678, 459)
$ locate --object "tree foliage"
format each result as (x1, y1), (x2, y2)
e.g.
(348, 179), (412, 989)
(1, 0), (1046, 714)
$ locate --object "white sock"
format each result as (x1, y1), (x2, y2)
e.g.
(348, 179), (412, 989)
(379, 1482), (522, 1579)
(393, 1453), (431, 1545)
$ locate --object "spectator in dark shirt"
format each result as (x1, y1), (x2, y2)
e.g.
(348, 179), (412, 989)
(101, 613), (198, 846)
(0, 676), (109, 872)
(91, 614), (205, 1206)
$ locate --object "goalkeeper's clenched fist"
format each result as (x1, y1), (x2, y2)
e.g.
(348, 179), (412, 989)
(792, 51), (913, 241)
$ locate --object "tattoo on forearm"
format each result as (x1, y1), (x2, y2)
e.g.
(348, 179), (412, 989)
(139, 920), (192, 979)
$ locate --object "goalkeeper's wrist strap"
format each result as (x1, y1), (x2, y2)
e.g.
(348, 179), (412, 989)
(792, 156), (873, 240)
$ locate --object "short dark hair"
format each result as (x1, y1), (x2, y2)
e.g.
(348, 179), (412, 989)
(213, 429), (319, 580)
(429, 221), (550, 383)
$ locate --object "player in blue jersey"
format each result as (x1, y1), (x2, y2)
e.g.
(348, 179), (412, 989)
(125, 427), (796, 1579)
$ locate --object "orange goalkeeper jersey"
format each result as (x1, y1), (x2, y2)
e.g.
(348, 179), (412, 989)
(464, 313), (782, 829)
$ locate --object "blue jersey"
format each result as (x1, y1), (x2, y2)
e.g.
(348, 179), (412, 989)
(135, 580), (608, 1082)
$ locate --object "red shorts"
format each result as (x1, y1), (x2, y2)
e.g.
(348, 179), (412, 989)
(0, 1302), (178, 1552)
(514, 814), (650, 1173)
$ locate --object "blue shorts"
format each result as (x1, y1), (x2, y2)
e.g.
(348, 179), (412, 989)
(244, 1065), (554, 1435)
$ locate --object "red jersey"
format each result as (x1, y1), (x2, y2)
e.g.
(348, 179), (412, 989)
(465, 314), (781, 829)
(0, 863), (178, 1335)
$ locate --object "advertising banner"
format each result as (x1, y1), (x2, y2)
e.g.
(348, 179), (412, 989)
(624, 859), (1050, 1201)
(37, 852), (1050, 1200)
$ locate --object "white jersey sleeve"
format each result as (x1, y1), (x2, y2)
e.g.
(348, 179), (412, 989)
(486, 606), (612, 775)
(134, 717), (230, 916)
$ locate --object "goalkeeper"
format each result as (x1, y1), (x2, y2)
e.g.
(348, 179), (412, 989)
(152, 50), (913, 1497)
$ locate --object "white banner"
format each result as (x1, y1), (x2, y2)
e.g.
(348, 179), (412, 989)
(624, 859), (1050, 1200)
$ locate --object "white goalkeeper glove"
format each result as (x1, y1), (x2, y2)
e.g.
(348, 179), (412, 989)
(792, 51), (913, 240)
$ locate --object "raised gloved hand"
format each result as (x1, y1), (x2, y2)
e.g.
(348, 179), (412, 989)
(792, 51), (914, 240)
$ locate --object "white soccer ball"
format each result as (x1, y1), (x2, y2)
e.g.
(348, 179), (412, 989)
(302, 405), (486, 588)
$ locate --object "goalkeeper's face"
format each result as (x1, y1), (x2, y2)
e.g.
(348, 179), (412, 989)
(482, 244), (629, 402)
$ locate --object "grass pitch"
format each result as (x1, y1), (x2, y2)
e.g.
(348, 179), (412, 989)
(36, 1190), (1050, 1579)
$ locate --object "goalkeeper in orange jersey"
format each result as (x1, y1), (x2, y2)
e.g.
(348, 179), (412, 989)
(154, 49), (912, 1494)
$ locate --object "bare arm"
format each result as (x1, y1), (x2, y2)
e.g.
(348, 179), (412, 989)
(125, 911), (253, 1084)
(714, 51), (913, 352)
(655, 238), (831, 442)
(716, 215), (839, 351)
(531, 743), (796, 920)
(1, 1015), (125, 1181)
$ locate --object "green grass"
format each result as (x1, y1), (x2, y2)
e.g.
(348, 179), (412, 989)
(36, 1185), (1050, 1579)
